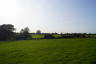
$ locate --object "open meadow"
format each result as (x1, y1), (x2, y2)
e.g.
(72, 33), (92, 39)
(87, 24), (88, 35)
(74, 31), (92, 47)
(0, 38), (96, 64)
(0, 0), (96, 64)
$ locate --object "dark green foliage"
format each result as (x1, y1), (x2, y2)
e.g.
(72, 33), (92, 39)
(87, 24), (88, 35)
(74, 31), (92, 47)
(0, 24), (96, 40)
(0, 24), (15, 40)
(60, 33), (87, 38)
(36, 30), (41, 34)
(16, 27), (32, 40)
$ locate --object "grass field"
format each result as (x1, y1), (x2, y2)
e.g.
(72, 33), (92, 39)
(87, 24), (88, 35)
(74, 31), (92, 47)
(32, 34), (44, 38)
(32, 34), (61, 38)
(0, 38), (96, 64)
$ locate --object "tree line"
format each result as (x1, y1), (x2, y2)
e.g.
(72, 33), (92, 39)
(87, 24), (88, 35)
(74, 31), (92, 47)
(0, 24), (96, 41)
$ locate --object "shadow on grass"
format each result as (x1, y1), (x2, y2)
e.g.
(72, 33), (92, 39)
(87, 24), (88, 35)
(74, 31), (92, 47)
(91, 61), (96, 64)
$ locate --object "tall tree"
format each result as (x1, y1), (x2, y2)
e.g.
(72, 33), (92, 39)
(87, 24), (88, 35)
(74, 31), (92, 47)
(36, 30), (41, 34)
(0, 24), (15, 40)
(17, 27), (32, 40)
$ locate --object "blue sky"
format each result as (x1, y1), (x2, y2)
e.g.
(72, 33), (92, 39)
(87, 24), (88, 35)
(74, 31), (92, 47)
(0, 0), (96, 33)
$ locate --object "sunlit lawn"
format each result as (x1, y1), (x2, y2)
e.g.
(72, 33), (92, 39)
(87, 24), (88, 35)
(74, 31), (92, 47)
(32, 34), (61, 38)
(0, 38), (96, 64)
(32, 34), (44, 38)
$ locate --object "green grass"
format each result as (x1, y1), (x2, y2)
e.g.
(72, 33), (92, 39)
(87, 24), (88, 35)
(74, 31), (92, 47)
(0, 38), (96, 64)
(53, 34), (61, 37)
(32, 34), (44, 38)
(32, 34), (61, 38)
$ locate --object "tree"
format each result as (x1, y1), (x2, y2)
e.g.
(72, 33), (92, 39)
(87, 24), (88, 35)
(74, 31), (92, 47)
(17, 27), (32, 40)
(0, 24), (15, 40)
(36, 30), (41, 34)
